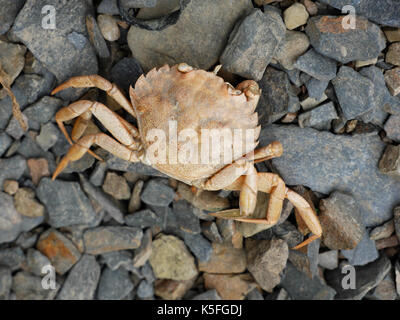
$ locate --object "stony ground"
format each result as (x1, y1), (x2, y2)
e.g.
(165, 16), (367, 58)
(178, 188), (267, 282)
(0, 0), (400, 300)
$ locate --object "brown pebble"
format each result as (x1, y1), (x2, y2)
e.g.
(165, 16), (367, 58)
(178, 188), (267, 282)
(102, 172), (131, 200)
(128, 180), (144, 213)
(375, 235), (399, 250)
(385, 67), (400, 96)
(27, 158), (50, 185)
(203, 273), (256, 300)
(3, 179), (19, 195)
(13, 188), (45, 218)
(97, 14), (120, 42)
(154, 276), (196, 300)
(386, 42), (400, 66)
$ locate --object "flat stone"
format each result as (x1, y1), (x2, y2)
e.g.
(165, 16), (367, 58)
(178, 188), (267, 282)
(181, 233), (213, 262)
(0, 267), (12, 300)
(128, 179), (144, 213)
(305, 78), (329, 100)
(394, 207), (400, 242)
(106, 154), (167, 176)
(0, 192), (23, 244)
(137, 280), (154, 299)
(0, 40), (26, 86)
(0, 133), (12, 157)
(284, 3), (309, 30)
(149, 234), (198, 281)
(25, 248), (52, 277)
(86, 15), (110, 59)
(23, 96), (63, 131)
(12, 271), (60, 300)
(274, 31), (309, 70)
(154, 277), (196, 300)
(332, 66), (376, 120)
(133, 228), (152, 268)
(318, 250), (338, 270)
(36, 123), (59, 151)
(102, 171), (131, 200)
(370, 220), (395, 241)
(127, 0), (253, 72)
(36, 229), (81, 275)
(201, 221), (224, 243)
(5, 113), (28, 140)
(325, 255), (391, 300)
(198, 242), (247, 274)
(300, 93), (328, 111)
(272, 221), (304, 248)
(110, 57), (144, 94)
(260, 125), (400, 227)
(341, 232), (379, 266)
(246, 238), (289, 292)
(298, 101), (338, 130)
(99, 251), (135, 272)
(294, 49), (337, 81)
(246, 288), (264, 300)
(384, 28), (400, 42)
(305, 15), (386, 64)
(83, 226), (143, 255)
(11, 0), (98, 84)
(355, 58), (378, 68)
(257, 67), (300, 124)
(385, 67), (400, 96)
(280, 262), (336, 300)
(192, 289), (221, 300)
(0, 247), (25, 271)
(384, 115), (400, 142)
(386, 43), (400, 66)
(98, 0), (120, 14)
(319, 0), (400, 28)
(125, 209), (163, 229)
(97, 267), (134, 300)
(57, 255), (101, 300)
(166, 200), (201, 235)
(3, 180), (18, 195)
(319, 191), (365, 250)
(13, 188), (45, 218)
(0, 0), (25, 34)
(89, 162), (107, 186)
(27, 158), (50, 186)
(37, 178), (97, 228)
(141, 179), (175, 207)
(368, 273), (397, 300)
(220, 8), (285, 81)
(203, 273), (256, 300)
(378, 145), (400, 179)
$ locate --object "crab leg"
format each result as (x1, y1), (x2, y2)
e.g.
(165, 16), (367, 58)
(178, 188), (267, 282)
(52, 133), (141, 180)
(51, 75), (136, 117)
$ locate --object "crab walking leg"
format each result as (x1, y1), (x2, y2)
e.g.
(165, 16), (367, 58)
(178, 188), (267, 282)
(245, 141), (283, 163)
(51, 75), (135, 117)
(52, 133), (140, 180)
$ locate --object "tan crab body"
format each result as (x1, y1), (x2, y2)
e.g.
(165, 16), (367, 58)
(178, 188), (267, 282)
(50, 63), (322, 249)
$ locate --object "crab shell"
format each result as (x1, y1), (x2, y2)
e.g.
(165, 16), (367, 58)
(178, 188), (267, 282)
(129, 64), (261, 187)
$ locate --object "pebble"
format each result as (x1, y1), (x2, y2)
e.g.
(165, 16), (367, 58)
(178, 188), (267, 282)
(274, 31), (310, 70)
(0, 192), (23, 244)
(203, 273), (256, 300)
(246, 238), (288, 292)
(125, 209), (163, 229)
(384, 115), (400, 142)
(127, 0), (252, 71)
(198, 242), (246, 274)
(384, 28), (400, 42)
(300, 93), (328, 111)
(36, 229), (81, 275)
(106, 154), (167, 176)
(102, 172), (131, 200)
(99, 250), (133, 271)
(36, 123), (59, 151)
(370, 220), (395, 241)
(319, 191), (365, 250)
(385, 67), (400, 96)
(27, 158), (50, 186)
(0, 40), (26, 86)
(97, 14), (120, 42)
(355, 58), (378, 68)
(83, 226), (143, 255)
(283, 3), (309, 30)
(141, 179), (175, 207)
(368, 273), (397, 300)
(23, 96), (63, 131)
(0, 247), (25, 271)
(318, 250), (338, 270)
(154, 277), (196, 300)
(137, 280), (154, 299)
(12, 271), (59, 300)
(181, 233), (213, 262)
(86, 15), (110, 59)
(0, 0), (25, 34)
(378, 145), (400, 179)
(89, 162), (107, 187)
(0, 133), (12, 157)
(220, 8), (285, 81)
(5, 113), (28, 140)
(149, 234), (198, 281)
(325, 255), (391, 299)
(305, 78), (329, 100)
(0, 267), (12, 300)
(305, 15), (386, 63)
(273, 221), (304, 248)
(298, 101), (338, 130)
(98, 0), (120, 15)
(3, 180), (18, 195)
(97, 267), (134, 300)
(341, 232), (379, 266)
(24, 248), (51, 277)
(57, 255), (101, 300)
(192, 289), (221, 300)
(201, 221), (224, 244)
(128, 180), (144, 213)
(294, 49), (337, 81)
(110, 57), (144, 93)
(166, 200), (201, 235)
(13, 188), (45, 218)
(133, 228), (152, 268)
(395, 207), (400, 242)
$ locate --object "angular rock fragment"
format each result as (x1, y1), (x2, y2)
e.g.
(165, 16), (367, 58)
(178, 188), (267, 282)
(378, 145), (400, 179)
(298, 101), (338, 130)
(274, 30), (310, 70)
(294, 49), (337, 81)
(97, 267), (134, 300)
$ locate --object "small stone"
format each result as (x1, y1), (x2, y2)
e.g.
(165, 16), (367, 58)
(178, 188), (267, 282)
(192, 289), (221, 300)
(319, 191), (365, 250)
(97, 267), (134, 300)
(129, 180), (144, 213)
(0, 267), (12, 300)
(368, 273), (397, 300)
(181, 233), (213, 262)
(306, 15), (386, 63)
(57, 255), (101, 300)
(280, 262), (336, 300)
(318, 250), (338, 270)
(86, 15), (110, 59)
(5, 113), (28, 140)
(355, 58), (378, 68)
(110, 57), (144, 94)
(203, 273), (256, 300)
(273, 221), (304, 248)
(384, 115), (400, 142)
(385, 67), (400, 96)
(137, 280), (154, 299)
(0, 192), (23, 244)
(246, 238), (289, 292)
(23, 96), (63, 131)
(83, 226), (143, 255)
(102, 172), (131, 200)
(284, 3), (309, 30)
(198, 242), (246, 274)
(332, 66), (376, 119)
(133, 228), (152, 268)
(325, 255), (391, 300)
(36, 229), (81, 275)
(12, 271), (59, 300)
(298, 101), (338, 130)
(166, 200), (201, 235)
(89, 162), (107, 186)
(0, 40), (26, 86)
(370, 220), (395, 241)
(149, 234), (198, 281)
(3, 180), (19, 195)
(384, 28), (400, 42)
(300, 93), (328, 111)
(121, 0), (157, 7)
(0, 247), (25, 271)
(301, 0), (318, 15)
(216, 219), (242, 247)
(25, 248), (51, 277)
(375, 235), (399, 250)
(26, 158), (50, 186)
(395, 207), (400, 241)
(98, 0), (120, 15)
(141, 179), (175, 207)
(0, 133), (12, 157)
(305, 78), (329, 100)
(97, 14), (120, 42)
(246, 288), (264, 300)
(294, 49), (337, 81)
(125, 209), (163, 229)
(341, 232), (379, 266)
(37, 178), (97, 228)
(378, 145), (400, 179)
(220, 8), (285, 81)
(13, 188), (45, 218)
(201, 221), (224, 244)
(154, 277), (196, 300)
(0, 0), (25, 34)
(36, 123), (59, 151)
(99, 251), (134, 272)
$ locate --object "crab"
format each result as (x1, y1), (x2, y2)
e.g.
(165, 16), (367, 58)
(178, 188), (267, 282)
(50, 63), (322, 249)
